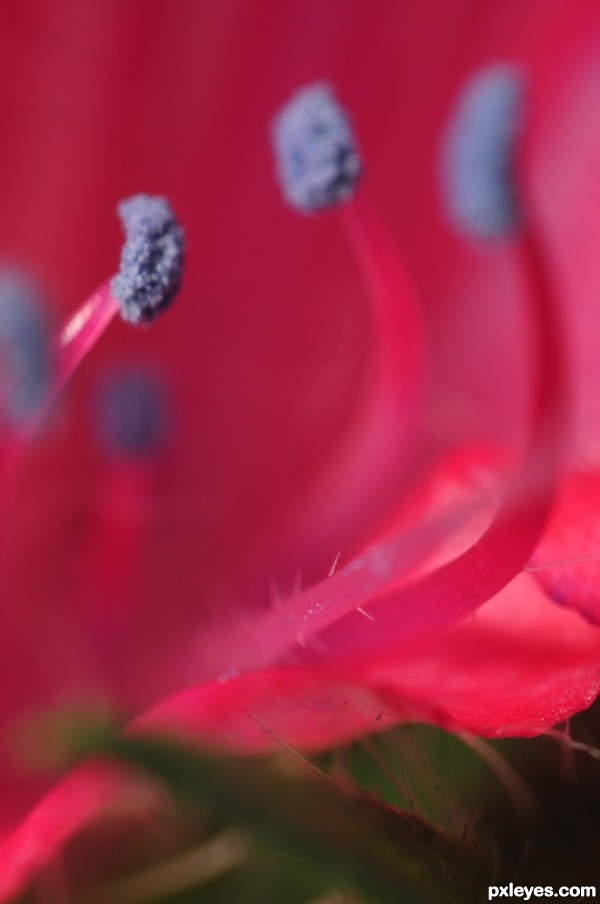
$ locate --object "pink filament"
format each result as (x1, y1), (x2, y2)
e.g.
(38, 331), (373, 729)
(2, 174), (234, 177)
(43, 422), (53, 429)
(53, 280), (118, 398)
(308, 224), (569, 658)
(76, 462), (155, 681)
(0, 281), (118, 484)
(279, 194), (427, 559)
(215, 220), (567, 671)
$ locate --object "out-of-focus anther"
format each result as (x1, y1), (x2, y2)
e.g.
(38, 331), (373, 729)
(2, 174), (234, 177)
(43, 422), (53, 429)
(0, 266), (52, 428)
(439, 64), (525, 240)
(272, 83), (363, 213)
(93, 365), (167, 460)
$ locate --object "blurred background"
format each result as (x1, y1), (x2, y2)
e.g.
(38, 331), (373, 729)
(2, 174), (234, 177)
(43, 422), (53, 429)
(2, 0), (600, 899)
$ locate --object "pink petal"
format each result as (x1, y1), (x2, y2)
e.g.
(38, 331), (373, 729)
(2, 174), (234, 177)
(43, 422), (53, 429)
(2, 574), (600, 898)
(365, 574), (600, 736)
(530, 471), (600, 624)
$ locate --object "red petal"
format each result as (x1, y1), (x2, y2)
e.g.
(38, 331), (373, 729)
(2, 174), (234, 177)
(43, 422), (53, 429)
(2, 574), (600, 899)
(530, 471), (600, 624)
(364, 574), (600, 736)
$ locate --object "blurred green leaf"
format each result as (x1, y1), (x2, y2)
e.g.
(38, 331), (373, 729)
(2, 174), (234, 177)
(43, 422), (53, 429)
(88, 731), (472, 904)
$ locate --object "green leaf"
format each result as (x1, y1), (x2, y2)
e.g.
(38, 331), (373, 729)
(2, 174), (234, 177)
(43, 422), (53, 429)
(88, 730), (472, 904)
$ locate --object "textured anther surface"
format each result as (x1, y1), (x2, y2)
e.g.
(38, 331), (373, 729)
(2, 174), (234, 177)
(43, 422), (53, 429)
(440, 64), (525, 239)
(111, 195), (185, 325)
(0, 267), (51, 424)
(272, 83), (363, 213)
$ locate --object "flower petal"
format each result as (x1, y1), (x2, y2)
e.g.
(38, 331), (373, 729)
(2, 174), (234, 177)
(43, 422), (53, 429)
(366, 573), (600, 737)
(529, 471), (600, 624)
(2, 573), (600, 898)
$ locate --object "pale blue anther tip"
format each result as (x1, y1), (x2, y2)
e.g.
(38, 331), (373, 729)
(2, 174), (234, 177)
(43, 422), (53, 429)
(440, 64), (526, 240)
(111, 194), (185, 325)
(0, 266), (51, 424)
(272, 83), (363, 214)
(94, 365), (167, 458)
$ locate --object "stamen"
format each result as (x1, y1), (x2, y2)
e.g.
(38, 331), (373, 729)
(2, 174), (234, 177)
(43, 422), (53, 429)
(303, 65), (566, 653)
(94, 365), (167, 459)
(439, 64), (525, 239)
(0, 266), (51, 428)
(0, 197), (183, 503)
(4, 196), (184, 461)
(215, 65), (566, 670)
(78, 367), (168, 675)
(272, 83), (363, 213)
(112, 195), (185, 325)
(270, 83), (426, 565)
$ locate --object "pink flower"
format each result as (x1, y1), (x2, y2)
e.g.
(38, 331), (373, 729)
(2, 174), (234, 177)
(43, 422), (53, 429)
(2, 0), (600, 895)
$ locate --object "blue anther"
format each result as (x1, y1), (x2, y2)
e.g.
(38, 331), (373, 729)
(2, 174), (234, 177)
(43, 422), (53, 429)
(272, 83), (363, 214)
(440, 65), (526, 240)
(111, 195), (185, 325)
